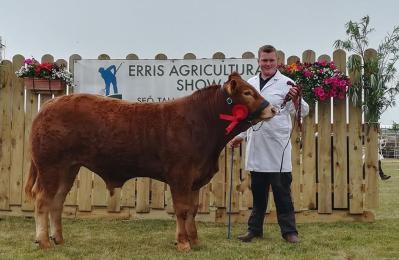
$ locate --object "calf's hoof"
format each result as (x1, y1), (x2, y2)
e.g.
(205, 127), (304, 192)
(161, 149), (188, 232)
(190, 238), (200, 248)
(176, 241), (191, 252)
(36, 239), (52, 250)
(50, 235), (64, 245)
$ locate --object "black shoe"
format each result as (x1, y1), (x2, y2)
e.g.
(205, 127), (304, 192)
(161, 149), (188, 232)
(237, 231), (262, 242)
(283, 233), (300, 243)
(381, 175), (391, 180)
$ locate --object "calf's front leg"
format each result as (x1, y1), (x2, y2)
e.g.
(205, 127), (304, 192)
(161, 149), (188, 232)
(171, 188), (200, 252)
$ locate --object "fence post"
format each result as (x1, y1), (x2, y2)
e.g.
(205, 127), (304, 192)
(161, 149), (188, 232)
(348, 54), (364, 214)
(0, 60), (12, 210)
(10, 55), (25, 206)
(332, 49), (348, 209)
(301, 50), (317, 210)
(317, 55), (333, 214)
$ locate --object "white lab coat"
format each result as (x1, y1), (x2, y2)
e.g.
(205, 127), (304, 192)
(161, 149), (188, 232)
(239, 70), (309, 172)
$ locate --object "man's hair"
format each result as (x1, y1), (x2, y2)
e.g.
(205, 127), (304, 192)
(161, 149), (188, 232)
(258, 45), (277, 58)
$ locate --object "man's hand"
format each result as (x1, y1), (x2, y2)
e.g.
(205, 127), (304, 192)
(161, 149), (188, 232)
(228, 136), (243, 148)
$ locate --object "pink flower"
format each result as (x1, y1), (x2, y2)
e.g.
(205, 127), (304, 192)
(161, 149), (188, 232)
(304, 70), (313, 78)
(319, 94), (327, 101)
(313, 86), (327, 100)
(324, 78), (332, 85)
(347, 80), (352, 87)
(24, 59), (33, 65)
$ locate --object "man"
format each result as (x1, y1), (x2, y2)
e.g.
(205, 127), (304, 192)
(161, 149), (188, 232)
(378, 138), (391, 180)
(378, 159), (391, 180)
(228, 45), (309, 243)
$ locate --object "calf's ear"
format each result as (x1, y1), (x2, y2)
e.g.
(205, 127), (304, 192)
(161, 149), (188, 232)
(228, 72), (241, 79)
(225, 79), (237, 96)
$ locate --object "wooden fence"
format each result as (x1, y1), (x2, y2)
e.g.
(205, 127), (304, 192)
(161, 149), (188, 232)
(0, 49), (379, 223)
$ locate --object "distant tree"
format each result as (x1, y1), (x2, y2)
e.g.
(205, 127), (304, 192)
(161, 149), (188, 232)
(334, 15), (399, 123)
(392, 121), (399, 131)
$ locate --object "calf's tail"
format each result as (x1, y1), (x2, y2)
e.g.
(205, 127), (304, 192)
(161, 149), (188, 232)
(25, 162), (38, 200)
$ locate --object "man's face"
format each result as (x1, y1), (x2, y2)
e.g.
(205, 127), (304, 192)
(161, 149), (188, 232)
(258, 51), (278, 78)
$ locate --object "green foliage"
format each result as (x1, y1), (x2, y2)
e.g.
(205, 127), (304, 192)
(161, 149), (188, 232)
(334, 15), (399, 123)
(392, 121), (399, 131)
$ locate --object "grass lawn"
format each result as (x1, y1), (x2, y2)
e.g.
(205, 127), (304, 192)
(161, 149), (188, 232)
(1, 159), (398, 259)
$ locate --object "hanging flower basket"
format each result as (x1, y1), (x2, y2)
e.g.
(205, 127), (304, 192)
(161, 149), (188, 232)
(15, 58), (74, 94)
(24, 77), (66, 94)
(278, 61), (352, 106)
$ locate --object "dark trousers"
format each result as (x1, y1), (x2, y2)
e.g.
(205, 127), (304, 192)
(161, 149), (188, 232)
(248, 171), (297, 237)
(378, 160), (384, 178)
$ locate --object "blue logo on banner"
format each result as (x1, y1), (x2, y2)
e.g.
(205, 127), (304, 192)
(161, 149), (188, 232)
(98, 63), (123, 96)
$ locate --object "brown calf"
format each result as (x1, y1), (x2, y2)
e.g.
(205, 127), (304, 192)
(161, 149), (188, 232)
(25, 72), (276, 251)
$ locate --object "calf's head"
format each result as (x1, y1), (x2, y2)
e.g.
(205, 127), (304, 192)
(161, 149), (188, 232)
(223, 72), (276, 124)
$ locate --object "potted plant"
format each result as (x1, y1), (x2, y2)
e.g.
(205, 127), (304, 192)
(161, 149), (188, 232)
(15, 58), (74, 94)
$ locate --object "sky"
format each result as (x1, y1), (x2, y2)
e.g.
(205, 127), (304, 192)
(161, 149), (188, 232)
(1, 0), (398, 125)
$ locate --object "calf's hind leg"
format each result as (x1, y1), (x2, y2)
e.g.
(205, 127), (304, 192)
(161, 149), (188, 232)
(34, 192), (52, 249)
(49, 165), (80, 245)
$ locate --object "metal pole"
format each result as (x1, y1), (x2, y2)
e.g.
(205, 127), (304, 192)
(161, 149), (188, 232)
(227, 147), (234, 239)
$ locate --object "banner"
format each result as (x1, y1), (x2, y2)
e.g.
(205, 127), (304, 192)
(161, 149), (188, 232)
(74, 59), (259, 102)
